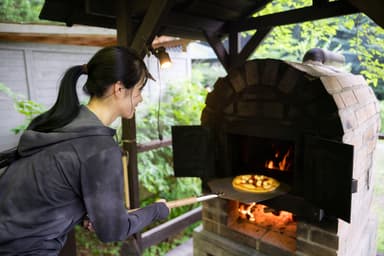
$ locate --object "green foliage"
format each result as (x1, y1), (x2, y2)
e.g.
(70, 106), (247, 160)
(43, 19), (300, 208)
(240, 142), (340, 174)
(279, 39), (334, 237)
(136, 80), (207, 205)
(252, 1), (342, 61)
(0, 83), (46, 134)
(75, 226), (122, 256)
(136, 80), (208, 255)
(191, 61), (226, 88)
(348, 15), (384, 88)
(250, 0), (384, 98)
(0, 0), (45, 23)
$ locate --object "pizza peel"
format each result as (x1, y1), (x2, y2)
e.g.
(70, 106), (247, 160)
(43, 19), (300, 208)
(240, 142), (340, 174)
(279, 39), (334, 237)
(207, 177), (291, 204)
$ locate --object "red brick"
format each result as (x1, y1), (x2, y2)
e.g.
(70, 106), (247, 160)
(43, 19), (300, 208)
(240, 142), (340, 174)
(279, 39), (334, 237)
(236, 101), (263, 117)
(278, 67), (300, 93)
(354, 86), (373, 104)
(260, 230), (296, 254)
(229, 69), (247, 93)
(262, 59), (280, 86)
(355, 103), (378, 125)
(342, 131), (363, 149)
(339, 109), (358, 131)
(244, 60), (260, 86)
(339, 90), (358, 107)
(264, 102), (284, 119)
(222, 222), (263, 248)
(297, 238), (337, 256)
(297, 222), (310, 240)
(203, 219), (219, 234)
(310, 229), (339, 250)
(332, 94), (345, 109)
(321, 76), (343, 93)
(336, 74), (360, 88)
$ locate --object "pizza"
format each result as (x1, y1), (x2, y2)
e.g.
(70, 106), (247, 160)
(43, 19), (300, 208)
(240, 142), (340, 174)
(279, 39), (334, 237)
(232, 174), (280, 193)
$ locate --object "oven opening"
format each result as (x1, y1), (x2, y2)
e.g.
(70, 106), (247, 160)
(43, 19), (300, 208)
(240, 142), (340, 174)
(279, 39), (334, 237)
(228, 134), (295, 184)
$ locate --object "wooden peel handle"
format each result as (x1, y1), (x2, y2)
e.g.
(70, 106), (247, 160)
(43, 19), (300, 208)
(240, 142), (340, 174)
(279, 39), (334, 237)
(127, 194), (218, 213)
(166, 193), (218, 208)
(165, 196), (199, 209)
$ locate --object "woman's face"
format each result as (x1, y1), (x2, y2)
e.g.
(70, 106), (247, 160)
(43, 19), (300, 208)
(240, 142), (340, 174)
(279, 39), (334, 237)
(119, 79), (145, 119)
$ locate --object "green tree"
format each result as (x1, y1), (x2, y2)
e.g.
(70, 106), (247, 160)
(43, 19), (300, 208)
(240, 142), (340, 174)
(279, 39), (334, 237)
(136, 80), (207, 207)
(250, 0), (384, 97)
(0, 0), (44, 23)
(135, 80), (207, 255)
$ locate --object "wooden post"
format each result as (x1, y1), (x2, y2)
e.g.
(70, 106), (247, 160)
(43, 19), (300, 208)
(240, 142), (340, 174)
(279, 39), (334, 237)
(116, 0), (140, 213)
(58, 230), (77, 256)
(116, 0), (142, 254)
(228, 30), (239, 67)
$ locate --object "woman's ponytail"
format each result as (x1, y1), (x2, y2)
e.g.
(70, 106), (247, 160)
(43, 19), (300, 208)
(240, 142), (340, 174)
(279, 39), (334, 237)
(27, 65), (84, 132)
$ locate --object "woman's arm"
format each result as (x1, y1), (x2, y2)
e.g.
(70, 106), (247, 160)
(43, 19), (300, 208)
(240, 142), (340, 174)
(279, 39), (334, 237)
(79, 146), (169, 242)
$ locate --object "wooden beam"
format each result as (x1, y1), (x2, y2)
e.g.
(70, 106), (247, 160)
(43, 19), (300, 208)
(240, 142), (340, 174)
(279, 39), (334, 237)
(0, 32), (190, 49)
(164, 12), (225, 35)
(137, 138), (172, 153)
(203, 30), (229, 72)
(313, 0), (330, 7)
(130, 0), (174, 57)
(67, 9), (117, 29)
(0, 32), (117, 47)
(152, 38), (191, 51)
(141, 206), (202, 249)
(237, 27), (272, 65)
(228, 31), (239, 67)
(116, 0), (133, 46)
(347, 0), (384, 28)
(231, 1), (359, 32)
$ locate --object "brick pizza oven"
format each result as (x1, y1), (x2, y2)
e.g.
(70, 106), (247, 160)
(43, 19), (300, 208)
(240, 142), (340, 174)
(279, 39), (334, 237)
(172, 58), (380, 256)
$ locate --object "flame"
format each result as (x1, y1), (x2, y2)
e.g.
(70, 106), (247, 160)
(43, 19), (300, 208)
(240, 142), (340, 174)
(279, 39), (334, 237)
(264, 147), (292, 171)
(238, 203), (294, 228)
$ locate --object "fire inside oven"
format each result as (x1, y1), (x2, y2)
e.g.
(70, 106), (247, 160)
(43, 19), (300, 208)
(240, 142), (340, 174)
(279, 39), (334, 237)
(227, 200), (297, 252)
(228, 134), (295, 184)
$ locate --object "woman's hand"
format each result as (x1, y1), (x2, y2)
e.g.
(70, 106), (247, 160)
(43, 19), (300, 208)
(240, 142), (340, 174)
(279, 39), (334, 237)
(156, 198), (170, 209)
(82, 216), (95, 232)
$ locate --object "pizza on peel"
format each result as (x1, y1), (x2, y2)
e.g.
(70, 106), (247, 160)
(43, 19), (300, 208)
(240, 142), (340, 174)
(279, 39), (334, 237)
(232, 174), (280, 193)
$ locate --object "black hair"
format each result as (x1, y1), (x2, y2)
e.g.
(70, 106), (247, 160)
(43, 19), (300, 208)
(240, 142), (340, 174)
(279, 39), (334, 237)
(27, 46), (152, 132)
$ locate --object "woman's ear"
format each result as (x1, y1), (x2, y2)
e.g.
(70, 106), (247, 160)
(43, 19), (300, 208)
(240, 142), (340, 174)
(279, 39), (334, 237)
(113, 81), (125, 96)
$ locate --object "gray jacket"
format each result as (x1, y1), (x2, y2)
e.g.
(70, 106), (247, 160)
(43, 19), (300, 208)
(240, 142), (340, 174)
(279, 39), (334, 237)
(0, 106), (169, 255)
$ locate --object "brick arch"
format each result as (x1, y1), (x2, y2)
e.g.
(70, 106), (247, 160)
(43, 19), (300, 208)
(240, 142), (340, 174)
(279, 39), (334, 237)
(201, 59), (347, 140)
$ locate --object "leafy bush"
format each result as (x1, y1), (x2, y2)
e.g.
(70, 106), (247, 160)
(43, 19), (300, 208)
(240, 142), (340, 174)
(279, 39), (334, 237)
(136, 80), (207, 204)
(75, 226), (121, 256)
(0, 83), (46, 134)
(135, 80), (208, 255)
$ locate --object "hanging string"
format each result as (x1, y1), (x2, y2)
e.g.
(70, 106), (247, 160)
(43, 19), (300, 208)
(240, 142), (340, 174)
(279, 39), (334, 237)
(156, 58), (163, 141)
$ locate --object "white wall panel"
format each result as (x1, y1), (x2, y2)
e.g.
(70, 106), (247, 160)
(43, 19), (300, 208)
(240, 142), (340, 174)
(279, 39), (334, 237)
(0, 42), (191, 152)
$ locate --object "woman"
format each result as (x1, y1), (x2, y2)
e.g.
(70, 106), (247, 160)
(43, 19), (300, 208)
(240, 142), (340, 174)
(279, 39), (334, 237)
(0, 46), (170, 255)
